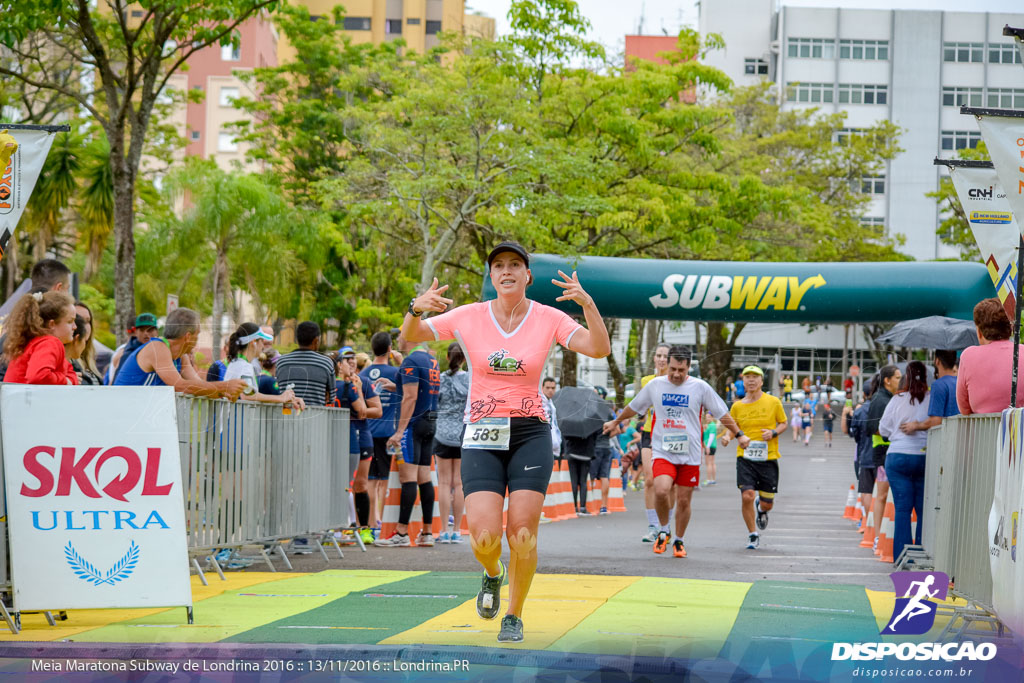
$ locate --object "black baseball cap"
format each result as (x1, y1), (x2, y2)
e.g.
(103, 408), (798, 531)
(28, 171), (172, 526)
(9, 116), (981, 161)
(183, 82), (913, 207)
(486, 241), (530, 268)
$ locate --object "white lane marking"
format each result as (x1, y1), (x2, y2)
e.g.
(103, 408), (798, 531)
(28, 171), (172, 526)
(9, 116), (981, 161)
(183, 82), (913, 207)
(749, 555), (887, 560)
(760, 603), (856, 614)
(733, 572), (884, 576)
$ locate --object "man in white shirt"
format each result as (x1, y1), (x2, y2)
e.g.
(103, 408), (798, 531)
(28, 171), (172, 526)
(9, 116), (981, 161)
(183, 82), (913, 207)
(541, 377), (561, 457)
(605, 345), (741, 558)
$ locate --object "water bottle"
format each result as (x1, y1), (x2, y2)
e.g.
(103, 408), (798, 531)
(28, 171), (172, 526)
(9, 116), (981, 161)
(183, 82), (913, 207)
(282, 383), (297, 415)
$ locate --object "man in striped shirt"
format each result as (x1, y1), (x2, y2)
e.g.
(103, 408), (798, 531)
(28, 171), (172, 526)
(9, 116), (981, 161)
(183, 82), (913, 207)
(276, 321), (336, 406)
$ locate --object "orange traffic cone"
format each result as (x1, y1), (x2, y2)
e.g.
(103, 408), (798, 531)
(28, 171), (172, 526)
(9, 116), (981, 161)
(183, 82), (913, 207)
(842, 485), (857, 519)
(542, 468), (561, 521)
(608, 459), (627, 512)
(859, 507), (876, 548)
(877, 501), (895, 562)
(556, 460), (576, 520)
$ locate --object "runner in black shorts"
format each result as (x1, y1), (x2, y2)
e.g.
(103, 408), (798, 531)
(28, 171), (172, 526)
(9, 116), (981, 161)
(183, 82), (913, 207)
(401, 241), (611, 643)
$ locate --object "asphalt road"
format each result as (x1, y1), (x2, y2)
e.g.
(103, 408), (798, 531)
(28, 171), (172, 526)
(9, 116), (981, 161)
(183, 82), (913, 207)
(283, 418), (894, 592)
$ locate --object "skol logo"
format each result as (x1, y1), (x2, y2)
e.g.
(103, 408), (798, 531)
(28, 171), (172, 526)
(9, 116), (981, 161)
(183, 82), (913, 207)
(649, 274), (826, 311)
(20, 446), (174, 502)
(0, 154), (13, 214)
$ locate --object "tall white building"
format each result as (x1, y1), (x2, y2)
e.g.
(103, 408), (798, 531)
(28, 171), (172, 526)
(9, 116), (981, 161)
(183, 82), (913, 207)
(700, 0), (1024, 261)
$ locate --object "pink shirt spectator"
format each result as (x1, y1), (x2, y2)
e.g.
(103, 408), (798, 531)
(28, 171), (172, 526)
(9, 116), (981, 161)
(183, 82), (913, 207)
(956, 339), (1024, 415)
(426, 301), (582, 422)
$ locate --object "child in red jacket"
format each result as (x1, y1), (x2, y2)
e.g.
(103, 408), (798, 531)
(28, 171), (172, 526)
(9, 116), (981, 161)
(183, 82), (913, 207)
(3, 290), (79, 385)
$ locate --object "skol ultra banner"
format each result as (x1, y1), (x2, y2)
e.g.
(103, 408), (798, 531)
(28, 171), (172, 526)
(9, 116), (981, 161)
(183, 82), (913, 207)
(989, 408), (1024, 636)
(0, 127), (60, 259)
(948, 164), (1019, 322)
(1, 385), (191, 612)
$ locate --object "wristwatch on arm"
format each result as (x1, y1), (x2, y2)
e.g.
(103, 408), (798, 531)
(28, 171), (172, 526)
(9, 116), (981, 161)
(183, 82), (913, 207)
(407, 299), (423, 317)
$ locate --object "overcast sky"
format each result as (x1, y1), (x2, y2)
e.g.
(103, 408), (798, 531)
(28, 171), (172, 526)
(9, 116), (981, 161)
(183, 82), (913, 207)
(466, 0), (1024, 56)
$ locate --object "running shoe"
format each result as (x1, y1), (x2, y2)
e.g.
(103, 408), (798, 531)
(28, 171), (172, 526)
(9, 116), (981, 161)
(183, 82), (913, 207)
(577, 508), (591, 516)
(450, 533), (463, 543)
(438, 532), (451, 544)
(292, 537), (313, 554)
(747, 533), (760, 550)
(641, 525), (658, 543)
(653, 531), (669, 554)
(476, 560), (505, 620)
(539, 514), (553, 524)
(672, 540), (686, 558)
(417, 532), (435, 547)
(358, 528), (375, 545)
(497, 614), (524, 643)
(756, 503), (769, 531)
(599, 507), (609, 515)
(374, 533), (410, 547)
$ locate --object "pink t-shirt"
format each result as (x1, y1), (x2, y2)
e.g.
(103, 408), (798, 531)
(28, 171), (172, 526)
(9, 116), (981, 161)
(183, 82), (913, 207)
(956, 339), (1024, 415)
(425, 301), (582, 422)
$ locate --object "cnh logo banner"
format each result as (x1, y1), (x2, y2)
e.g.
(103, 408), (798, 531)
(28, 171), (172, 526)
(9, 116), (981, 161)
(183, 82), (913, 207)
(884, 571), (948, 635)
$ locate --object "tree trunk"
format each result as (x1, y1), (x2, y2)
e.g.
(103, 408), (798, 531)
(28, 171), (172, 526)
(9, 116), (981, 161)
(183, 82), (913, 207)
(211, 254), (225, 362)
(603, 318), (627, 408)
(560, 346), (577, 387)
(703, 321), (747, 395)
(111, 153), (136, 346)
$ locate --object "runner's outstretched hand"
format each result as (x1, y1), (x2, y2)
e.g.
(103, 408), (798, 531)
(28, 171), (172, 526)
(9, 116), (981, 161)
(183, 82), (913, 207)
(413, 278), (452, 314)
(553, 270), (593, 307)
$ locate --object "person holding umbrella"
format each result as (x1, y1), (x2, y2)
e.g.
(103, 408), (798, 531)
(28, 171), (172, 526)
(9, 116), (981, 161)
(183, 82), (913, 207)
(400, 242), (610, 643)
(553, 385), (616, 515)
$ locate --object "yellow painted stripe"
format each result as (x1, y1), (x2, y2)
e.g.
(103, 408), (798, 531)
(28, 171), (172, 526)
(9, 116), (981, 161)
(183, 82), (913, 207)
(0, 572), (299, 642)
(382, 574), (639, 649)
(550, 577), (752, 660)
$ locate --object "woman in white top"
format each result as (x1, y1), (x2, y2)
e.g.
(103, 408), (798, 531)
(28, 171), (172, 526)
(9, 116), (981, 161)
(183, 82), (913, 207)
(224, 323), (305, 410)
(878, 360), (930, 564)
(790, 405), (801, 442)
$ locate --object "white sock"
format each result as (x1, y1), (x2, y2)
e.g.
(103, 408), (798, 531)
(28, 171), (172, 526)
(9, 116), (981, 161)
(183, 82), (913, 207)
(750, 531), (759, 537)
(660, 524), (670, 534)
(646, 509), (658, 526)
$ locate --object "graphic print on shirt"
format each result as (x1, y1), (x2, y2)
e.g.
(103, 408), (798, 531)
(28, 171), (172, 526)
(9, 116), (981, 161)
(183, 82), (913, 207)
(487, 349), (526, 375)
(511, 396), (538, 418)
(469, 394), (506, 422)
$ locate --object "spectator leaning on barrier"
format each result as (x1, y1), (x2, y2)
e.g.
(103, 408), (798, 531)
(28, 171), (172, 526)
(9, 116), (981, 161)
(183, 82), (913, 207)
(206, 339), (231, 382)
(258, 352), (282, 395)
(879, 361), (931, 563)
(73, 302), (102, 385)
(275, 321), (337, 407)
(107, 312), (159, 385)
(112, 307), (246, 400)
(957, 298), (1024, 414)
(0, 258), (72, 381)
(224, 322), (304, 410)
(901, 349), (959, 433)
(3, 291), (78, 385)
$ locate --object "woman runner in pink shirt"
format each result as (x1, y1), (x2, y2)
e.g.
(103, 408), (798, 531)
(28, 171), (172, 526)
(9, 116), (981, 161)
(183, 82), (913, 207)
(401, 242), (611, 643)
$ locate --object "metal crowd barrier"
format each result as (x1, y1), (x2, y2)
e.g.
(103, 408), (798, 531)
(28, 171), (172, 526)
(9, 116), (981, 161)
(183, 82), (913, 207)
(175, 396), (352, 574)
(920, 414), (1002, 637)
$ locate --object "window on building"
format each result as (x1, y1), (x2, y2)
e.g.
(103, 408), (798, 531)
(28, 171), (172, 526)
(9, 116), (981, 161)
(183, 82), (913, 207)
(131, 10), (143, 17)
(839, 39), (889, 61)
(744, 58), (769, 75)
(386, 19), (402, 34)
(787, 37), (836, 59)
(989, 42), (1023, 64)
(219, 86), (239, 107)
(218, 132), (238, 152)
(190, 131), (201, 141)
(859, 216), (885, 228)
(425, 20), (442, 35)
(943, 42), (984, 63)
(785, 82), (833, 104)
(986, 87), (1024, 109)
(941, 86), (983, 107)
(221, 41), (240, 62)
(407, 17), (421, 25)
(940, 130), (981, 151)
(834, 127), (866, 144)
(838, 83), (888, 105)
(343, 17), (371, 30)
(858, 176), (886, 195)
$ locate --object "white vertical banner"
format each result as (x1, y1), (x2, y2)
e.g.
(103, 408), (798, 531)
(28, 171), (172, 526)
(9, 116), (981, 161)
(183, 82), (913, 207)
(973, 110), (1024, 236)
(1, 385), (192, 612)
(989, 408), (1024, 635)
(0, 127), (61, 257)
(948, 164), (1019, 322)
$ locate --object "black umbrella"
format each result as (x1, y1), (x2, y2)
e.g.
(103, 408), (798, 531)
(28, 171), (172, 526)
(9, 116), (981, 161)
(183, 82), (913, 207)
(552, 386), (615, 438)
(874, 316), (978, 351)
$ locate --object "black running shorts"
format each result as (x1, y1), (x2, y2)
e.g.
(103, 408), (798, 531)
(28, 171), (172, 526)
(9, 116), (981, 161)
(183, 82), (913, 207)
(400, 413), (436, 467)
(640, 430), (652, 450)
(461, 418), (553, 496)
(736, 458), (779, 498)
(369, 436), (392, 480)
(434, 441), (462, 459)
(858, 465), (877, 494)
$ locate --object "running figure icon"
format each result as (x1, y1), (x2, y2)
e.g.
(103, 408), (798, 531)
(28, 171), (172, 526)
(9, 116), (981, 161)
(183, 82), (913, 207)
(887, 575), (939, 632)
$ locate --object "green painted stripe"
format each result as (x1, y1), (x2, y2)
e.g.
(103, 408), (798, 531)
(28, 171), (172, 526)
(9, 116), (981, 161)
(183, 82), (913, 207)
(71, 570), (422, 643)
(548, 577), (751, 659)
(226, 572), (481, 645)
(720, 581), (878, 677)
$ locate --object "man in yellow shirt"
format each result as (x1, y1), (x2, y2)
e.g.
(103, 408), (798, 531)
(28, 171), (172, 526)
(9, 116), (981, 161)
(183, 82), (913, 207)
(720, 366), (788, 550)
